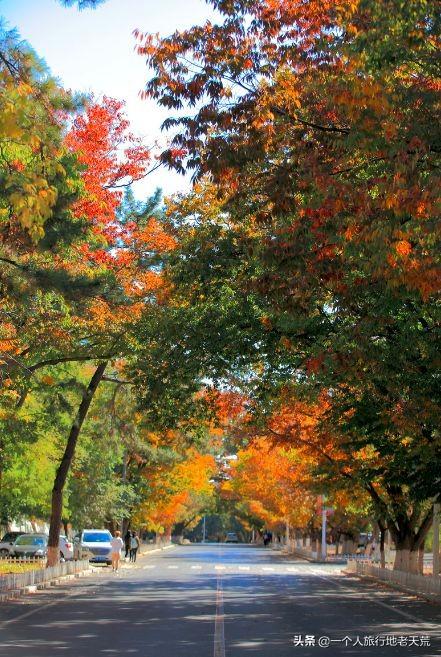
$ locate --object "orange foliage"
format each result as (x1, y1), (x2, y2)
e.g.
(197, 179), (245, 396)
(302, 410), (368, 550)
(228, 438), (316, 530)
(134, 450), (216, 534)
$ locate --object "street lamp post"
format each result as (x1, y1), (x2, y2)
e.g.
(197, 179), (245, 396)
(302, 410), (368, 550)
(321, 495), (327, 561)
(202, 515), (206, 543)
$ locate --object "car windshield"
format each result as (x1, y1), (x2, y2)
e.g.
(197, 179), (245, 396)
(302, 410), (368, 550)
(82, 532), (111, 543)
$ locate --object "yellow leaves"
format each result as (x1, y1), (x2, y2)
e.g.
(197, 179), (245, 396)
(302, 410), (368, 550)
(16, 82), (34, 97)
(146, 431), (160, 446)
(8, 177), (58, 240)
(273, 68), (302, 112)
(29, 135), (41, 151)
(332, 76), (390, 124)
(384, 194), (397, 210)
(0, 339), (16, 352)
(251, 109), (275, 130)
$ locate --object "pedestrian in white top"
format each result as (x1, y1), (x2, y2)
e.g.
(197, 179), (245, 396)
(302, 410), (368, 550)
(110, 531), (124, 571)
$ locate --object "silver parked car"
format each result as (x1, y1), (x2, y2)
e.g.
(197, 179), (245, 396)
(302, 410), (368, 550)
(11, 533), (48, 558)
(0, 532), (25, 556)
(11, 533), (73, 560)
(73, 530), (113, 565)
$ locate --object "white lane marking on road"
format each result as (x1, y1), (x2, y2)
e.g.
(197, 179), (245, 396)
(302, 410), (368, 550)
(143, 565), (155, 569)
(286, 567), (297, 572)
(262, 567), (275, 571)
(308, 568), (433, 626)
(191, 565), (202, 569)
(168, 565), (179, 569)
(238, 566), (250, 571)
(215, 565), (226, 571)
(214, 575), (226, 657)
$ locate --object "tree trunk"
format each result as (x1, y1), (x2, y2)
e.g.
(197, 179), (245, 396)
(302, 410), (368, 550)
(46, 362), (108, 567)
(418, 542), (425, 575)
(393, 543), (424, 574)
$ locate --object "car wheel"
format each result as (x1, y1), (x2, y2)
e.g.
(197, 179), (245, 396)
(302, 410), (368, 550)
(0, 548), (10, 557)
(60, 552), (66, 562)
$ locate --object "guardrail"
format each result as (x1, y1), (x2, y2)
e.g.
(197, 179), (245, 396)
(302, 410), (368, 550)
(0, 556), (45, 566)
(288, 546), (378, 563)
(0, 559), (91, 594)
(347, 560), (441, 598)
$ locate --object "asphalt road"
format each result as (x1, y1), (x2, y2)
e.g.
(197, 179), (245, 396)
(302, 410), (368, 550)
(0, 544), (440, 657)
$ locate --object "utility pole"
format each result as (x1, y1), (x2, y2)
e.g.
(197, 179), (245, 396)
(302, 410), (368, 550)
(433, 503), (440, 576)
(120, 448), (127, 534)
(202, 515), (206, 543)
(321, 496), (327, 561)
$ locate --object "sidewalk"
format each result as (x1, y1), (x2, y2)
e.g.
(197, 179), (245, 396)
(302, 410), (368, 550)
(0, 544), (175, 602)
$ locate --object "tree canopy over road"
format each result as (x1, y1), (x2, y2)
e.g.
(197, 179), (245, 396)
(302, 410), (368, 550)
(0, 0), (439, 573)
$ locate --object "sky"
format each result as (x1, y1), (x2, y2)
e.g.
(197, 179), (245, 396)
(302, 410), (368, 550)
(0, 0), (216, 198)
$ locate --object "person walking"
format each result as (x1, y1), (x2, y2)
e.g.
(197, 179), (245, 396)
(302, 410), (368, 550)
(124, 529), (131, 560)
(110, 530), (124, 572)
(130, 531), (140, 562)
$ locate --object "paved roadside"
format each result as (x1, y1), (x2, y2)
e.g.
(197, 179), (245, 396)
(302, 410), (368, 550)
(0, 546), (439, 657)
(0, 545), (174, 623)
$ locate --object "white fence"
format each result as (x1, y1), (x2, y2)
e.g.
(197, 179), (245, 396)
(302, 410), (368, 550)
(0, 559), (90, 594)
(347, 560), (441, 598)
(289, 545), (370, 562)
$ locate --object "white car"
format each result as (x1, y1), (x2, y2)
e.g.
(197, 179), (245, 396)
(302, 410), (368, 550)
(73, 530), (113, 565)
(60, 535), (74, 561)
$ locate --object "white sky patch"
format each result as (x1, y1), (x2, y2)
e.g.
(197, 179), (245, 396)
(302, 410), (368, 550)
(1, 0), (219, 197)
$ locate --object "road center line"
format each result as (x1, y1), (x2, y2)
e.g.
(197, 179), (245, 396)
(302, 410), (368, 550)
(214, 575), (226, 657)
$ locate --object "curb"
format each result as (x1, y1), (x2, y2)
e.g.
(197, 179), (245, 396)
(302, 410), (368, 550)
(138, 544), (175, 557)
(0, 566), (97, 602)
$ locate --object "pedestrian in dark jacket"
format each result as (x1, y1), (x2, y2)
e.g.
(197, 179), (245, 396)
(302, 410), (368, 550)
(130, 532), (140, 562)
(124, 529), (131, 559)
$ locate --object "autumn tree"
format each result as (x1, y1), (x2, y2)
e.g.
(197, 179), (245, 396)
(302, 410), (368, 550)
(133, 0), (440, 571)
(0, 34), (172, 564)
(133, 449), (216, 541)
